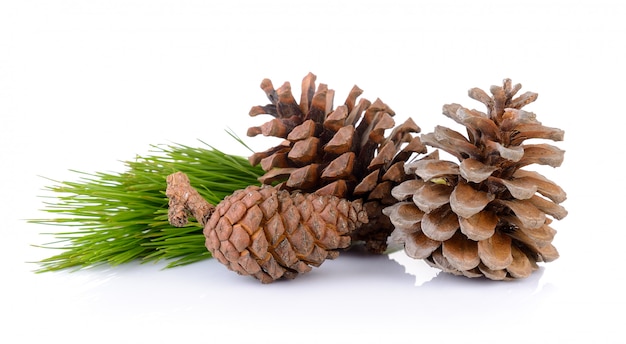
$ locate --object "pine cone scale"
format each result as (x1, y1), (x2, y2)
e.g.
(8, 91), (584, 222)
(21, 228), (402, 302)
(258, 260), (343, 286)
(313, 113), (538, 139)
(421, 205), (458, 241)
(477, 231), (513, 270)
(324, 124), (354, 153)
(241, 204), (264, 234)
(230, 224), (252, 252)
(442, 232), (480, 271)
(405, 231), (440, 259)
(265, 214), (286, 245)
(322, 152), (355, 179)
(249, 230), (269, 259)
(449, 181), (495, 218)
(506, 245), (534, 278)
(459, 211), (497, 241)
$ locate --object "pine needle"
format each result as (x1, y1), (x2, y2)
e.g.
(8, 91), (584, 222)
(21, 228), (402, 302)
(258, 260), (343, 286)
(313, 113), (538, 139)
(30, 142), (264, 272)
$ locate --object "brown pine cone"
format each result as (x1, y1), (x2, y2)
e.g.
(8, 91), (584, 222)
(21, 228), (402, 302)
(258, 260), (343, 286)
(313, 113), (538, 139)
(166, 172), (368, 283)
(384, 79), (567, 280)
(247, 72), (426, 253)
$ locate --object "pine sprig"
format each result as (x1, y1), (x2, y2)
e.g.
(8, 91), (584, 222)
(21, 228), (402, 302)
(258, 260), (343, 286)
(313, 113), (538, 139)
(31, 142), (264, 272)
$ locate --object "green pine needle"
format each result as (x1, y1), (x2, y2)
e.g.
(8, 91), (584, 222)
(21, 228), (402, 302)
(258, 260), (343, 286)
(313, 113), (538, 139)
(30, 141), (264, 272)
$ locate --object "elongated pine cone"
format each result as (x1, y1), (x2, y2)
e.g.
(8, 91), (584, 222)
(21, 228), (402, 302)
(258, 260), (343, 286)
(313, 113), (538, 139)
(166, 171), (368, 283)
(384, 79), (567, 280)
(247, 72), (426, 253)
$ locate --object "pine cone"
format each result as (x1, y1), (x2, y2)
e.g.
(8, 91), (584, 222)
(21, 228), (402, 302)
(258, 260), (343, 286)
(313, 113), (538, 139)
(384, 79), (567, 280)
(247, 72), (426, 253)
(166, 172), (368, 283)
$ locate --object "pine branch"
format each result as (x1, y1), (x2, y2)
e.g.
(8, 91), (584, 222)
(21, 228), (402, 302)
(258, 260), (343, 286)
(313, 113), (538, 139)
(30, 142), (264, 272)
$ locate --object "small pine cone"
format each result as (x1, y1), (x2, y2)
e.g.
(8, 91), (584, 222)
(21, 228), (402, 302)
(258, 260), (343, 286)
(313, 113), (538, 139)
(247, 73), (426, 253)
(384, 79), (567, 280)
(204, 184), (368, 283)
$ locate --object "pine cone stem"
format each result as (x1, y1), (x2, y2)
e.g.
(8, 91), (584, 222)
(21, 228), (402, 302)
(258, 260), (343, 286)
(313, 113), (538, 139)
(166, 172), (215, 227)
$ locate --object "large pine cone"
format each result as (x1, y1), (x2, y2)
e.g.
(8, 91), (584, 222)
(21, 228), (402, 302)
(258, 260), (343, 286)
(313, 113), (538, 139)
(247, 72), (426, 253)
(205, 184), (368, 283)
(384, 79), (567, 280)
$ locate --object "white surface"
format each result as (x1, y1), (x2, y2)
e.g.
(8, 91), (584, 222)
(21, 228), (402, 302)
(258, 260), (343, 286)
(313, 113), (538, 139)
(1, 1), (624, 343)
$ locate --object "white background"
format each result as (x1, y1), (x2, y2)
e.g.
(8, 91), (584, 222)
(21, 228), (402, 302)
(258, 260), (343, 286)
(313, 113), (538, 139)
(1, 1), (624, 343)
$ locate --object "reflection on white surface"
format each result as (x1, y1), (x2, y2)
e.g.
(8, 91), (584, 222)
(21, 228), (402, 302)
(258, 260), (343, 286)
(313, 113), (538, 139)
(388, 251), (441, 286)
(388, 250), (554, 312)
(3, 227), (621, 344)
(389, 249), (548, 291)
